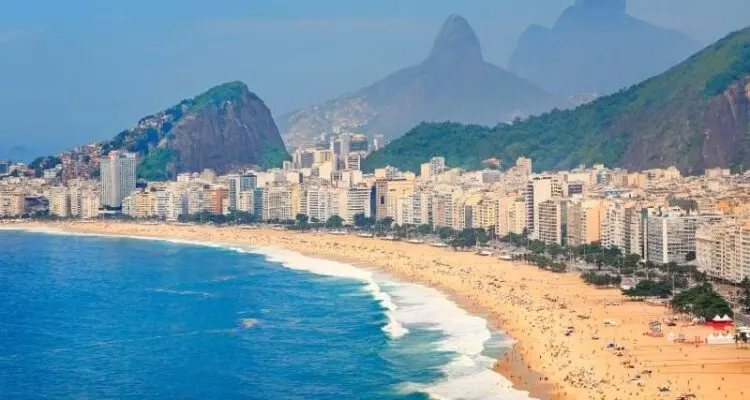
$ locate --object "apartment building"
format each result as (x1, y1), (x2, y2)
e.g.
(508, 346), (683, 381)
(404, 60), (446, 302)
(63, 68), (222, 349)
(567, 198), (602, 246)
(375, 178), (415, 220)
(263, 184), (300, 221)
(646, 210), (723, 264)
(537, 198), (566, 245)
(696, 218), (750, 283)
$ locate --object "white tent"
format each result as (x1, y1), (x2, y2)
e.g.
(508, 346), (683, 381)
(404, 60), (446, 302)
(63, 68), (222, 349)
(706, 333), (735, 345)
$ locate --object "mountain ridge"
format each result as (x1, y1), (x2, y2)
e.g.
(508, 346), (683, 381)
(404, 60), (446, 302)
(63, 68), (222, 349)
(279, 15), (565, 149)
(508, 0), (701, 96)
(105, 81), (289, 179)
(363, 27), (750, 175)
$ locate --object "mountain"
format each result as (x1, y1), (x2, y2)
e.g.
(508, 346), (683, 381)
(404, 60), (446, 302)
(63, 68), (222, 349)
(279, 15), (564, 149)
(508, 0), (701, 97)
(103, 81), (289, 180)
(363, 27), (750, 175)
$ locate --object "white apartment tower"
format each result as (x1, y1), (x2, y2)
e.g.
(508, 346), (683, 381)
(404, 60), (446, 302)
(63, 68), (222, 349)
(228, 174), (257, 211)
(526, 176), (554, 239)
(100, 151), (137, 208)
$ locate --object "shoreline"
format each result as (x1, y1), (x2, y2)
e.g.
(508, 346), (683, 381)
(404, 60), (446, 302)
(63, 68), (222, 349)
(5, 221), (750, 399)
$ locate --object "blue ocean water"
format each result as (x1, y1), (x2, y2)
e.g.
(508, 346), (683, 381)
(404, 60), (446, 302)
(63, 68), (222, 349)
(0, 229), (533, 399)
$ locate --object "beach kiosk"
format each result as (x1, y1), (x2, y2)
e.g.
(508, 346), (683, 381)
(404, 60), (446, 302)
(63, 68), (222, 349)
(647, 320), (663, 337)
(707, 314), (733, 330)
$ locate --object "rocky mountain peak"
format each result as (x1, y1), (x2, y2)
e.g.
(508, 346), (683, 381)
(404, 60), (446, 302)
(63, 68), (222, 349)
(577, 0), (626, 14)
(428, 14), (483, 64)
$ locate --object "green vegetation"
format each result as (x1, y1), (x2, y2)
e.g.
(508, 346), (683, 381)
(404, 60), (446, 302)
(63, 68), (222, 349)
(516, 253), (567, 273)
(704, 42), (750, 96)
(449, 228), (489, 249)
(137, 148), (177, 181)
(29, 156), (62, 174)
(177, 210), (259, 225)
(622, 280), (673, 299)
(581, 272), (622, 287)
(363, 27), (750, 174)
(325, 215), (344, 229)
(188, 81), (252, 110)
(672, 283), (733, 319)
(353, 213), (376, 228)
(260, 147), (292, 169)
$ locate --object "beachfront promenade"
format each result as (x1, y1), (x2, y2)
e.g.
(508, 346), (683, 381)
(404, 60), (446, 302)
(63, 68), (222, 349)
(7, 221), (750, 400)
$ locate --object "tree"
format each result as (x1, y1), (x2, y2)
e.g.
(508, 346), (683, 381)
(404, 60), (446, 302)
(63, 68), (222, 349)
(295, 213), (309, 230)
(326, 215), (344, 229)
(672, 283), (733, 319)
(379, 217), (394, 230)
(353, 213), (374, 228)
(475, 228), (489, 247)
(393, 224), (409, 238)
(740, 278), (750, 313)
(417, 224), (433, 236)
(622, 280), (672, 299)
(528, 240), (546, 255)
(685, 251), (696, 261)
(437, 227), (454, 240)
(546, 243), (564, 258)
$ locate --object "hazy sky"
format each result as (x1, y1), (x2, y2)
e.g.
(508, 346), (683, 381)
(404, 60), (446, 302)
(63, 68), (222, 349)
(1, 0), (749, 159)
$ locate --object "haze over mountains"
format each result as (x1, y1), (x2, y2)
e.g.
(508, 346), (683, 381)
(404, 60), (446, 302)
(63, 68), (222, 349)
(508, 0), (701, 97)
(279, 15), (564, 150)
(364, 26), (750, 174)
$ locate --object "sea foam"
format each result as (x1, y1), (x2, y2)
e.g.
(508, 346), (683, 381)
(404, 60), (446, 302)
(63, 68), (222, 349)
(384, 281), (534, 400)
(255, 246), (534, 400)
(254, 247), (409, 339)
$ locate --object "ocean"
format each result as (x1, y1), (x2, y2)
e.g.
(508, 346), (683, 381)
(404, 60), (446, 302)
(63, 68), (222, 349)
(0, 229), (533, 399)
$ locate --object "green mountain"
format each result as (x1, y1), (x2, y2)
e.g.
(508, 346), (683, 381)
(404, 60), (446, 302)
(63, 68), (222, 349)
(102, 81), (289, 180)
(363, 27), (750, 174)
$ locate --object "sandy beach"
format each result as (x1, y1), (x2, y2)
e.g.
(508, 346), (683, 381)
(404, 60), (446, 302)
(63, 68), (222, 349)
(5, 220), (750, 400)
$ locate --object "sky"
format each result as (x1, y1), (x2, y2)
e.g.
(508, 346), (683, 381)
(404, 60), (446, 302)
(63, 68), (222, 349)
(1, 0), (749, 160)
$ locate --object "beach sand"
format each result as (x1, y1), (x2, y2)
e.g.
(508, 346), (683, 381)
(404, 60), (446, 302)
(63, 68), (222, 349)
(7, 221), (750, 400)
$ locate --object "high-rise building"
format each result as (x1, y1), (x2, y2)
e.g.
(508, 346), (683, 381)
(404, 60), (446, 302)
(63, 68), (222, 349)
(537, 199), (567, 245)
(349, 134), (368, 153)
(516, 157), (533, 176)
(301, 185), (341, 222)
(497, 196), (526, 236)
(263, 184), (299, 221)
(646, 211), (723, 264)
(345, 153), (362, 171)
(431, 192), (456, 229)
(420, 157), (447, 181)
(100, 151), (137, 208)
(567, 199), (602, 246)
(228, 174), (257, 211)
(342, 186), (372, 224)
(0, 160), (10, 175)
(47, 187), (71, 217)
(293, 149), (316, 169)
(526, 176), (555, 239)
(375, 179), (415, 220)
(80, 193), (100, 219)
